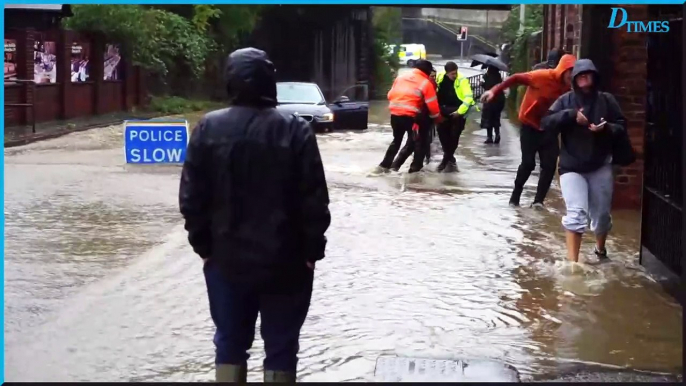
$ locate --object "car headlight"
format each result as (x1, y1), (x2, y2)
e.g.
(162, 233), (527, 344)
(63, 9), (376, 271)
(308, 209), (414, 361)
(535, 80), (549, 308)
(317, 113), (334, 122)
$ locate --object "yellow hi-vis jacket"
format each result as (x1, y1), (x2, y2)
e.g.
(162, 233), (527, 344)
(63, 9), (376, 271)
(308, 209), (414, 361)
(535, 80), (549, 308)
(435, 71), (480, 116)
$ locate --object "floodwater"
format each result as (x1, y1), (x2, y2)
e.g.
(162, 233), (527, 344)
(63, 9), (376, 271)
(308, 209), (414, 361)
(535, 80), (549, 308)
(4, 102), (682, 382)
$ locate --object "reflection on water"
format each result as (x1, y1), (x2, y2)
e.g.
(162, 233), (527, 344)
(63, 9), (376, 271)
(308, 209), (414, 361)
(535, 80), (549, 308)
(4, 102), (682, 382)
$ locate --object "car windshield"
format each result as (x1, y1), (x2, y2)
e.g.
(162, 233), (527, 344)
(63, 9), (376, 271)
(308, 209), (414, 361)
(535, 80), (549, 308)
(276, 83), (324, 104)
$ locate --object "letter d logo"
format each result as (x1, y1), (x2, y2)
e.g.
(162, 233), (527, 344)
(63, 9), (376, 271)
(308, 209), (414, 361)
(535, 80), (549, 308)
(608, 7), (628, 29)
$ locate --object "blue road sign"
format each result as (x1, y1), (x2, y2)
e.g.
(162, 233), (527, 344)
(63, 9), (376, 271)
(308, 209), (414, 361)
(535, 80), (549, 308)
(124, 120), (189, 164)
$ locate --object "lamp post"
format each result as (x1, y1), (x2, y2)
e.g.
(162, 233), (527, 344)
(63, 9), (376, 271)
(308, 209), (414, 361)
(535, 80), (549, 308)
(519, 4), (526, 33)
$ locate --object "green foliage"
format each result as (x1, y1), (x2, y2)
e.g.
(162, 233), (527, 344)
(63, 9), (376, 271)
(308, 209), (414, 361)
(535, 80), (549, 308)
(191, 5), (222, 33)
(148, 95), (222, 115)
(500, 5), (544, 114)
(210, 5), (265, 52)
(64, 5), (216, 78)
(371, 7), (402, 98)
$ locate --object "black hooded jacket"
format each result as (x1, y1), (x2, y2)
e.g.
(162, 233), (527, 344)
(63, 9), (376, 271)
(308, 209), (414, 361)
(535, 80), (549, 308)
(541, 59), (627, 175)
(179, 48), (331, 286)
(532, 49), (563, 70)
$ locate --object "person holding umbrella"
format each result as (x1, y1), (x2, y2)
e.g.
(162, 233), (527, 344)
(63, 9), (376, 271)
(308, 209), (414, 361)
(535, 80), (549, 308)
(469, 54), (508, 144)
(480, 65), (506, 144)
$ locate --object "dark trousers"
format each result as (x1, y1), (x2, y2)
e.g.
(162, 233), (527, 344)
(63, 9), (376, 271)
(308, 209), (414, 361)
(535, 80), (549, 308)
(380, 115), (415, 169)
(512, 124), (560, 204)
(424, 124), (435, 163)
(486, 126), (501, 139)
(391, 116), (431, 171)
(437, 114), (466, 164)
(204, 261), (313, 372)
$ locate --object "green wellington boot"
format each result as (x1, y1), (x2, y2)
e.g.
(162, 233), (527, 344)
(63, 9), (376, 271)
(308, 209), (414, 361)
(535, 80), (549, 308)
(216, 363), (247, 383)
(264, 370), (296, 383)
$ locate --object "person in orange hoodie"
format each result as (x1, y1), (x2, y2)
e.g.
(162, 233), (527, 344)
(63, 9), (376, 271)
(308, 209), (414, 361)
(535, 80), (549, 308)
(481, 54), (576, 208)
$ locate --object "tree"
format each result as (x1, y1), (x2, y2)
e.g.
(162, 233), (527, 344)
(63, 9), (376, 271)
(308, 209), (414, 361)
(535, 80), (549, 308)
(63, 5), (216, 78)
(499, 5), (544, 115)
(371, 7), (402, 98)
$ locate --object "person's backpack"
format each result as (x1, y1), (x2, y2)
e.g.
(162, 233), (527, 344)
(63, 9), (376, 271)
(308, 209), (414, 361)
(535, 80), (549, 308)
(601, 92), (636, 166)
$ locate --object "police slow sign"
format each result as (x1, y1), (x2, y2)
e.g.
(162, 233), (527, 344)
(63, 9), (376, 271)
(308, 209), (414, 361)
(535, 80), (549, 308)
(124, 120), (189, 164)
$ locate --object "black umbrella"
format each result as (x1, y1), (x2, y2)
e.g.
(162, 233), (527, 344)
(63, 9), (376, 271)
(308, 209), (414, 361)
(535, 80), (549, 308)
(470, 54), (508, 72)
(469, 52), (498, 69)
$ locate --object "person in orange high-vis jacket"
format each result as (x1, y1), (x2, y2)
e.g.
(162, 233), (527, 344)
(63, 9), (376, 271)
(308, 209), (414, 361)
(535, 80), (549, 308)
(378, 59), (442, 174)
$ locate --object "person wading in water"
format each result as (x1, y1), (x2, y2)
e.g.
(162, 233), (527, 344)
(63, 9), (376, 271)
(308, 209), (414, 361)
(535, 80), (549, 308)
(434, 61), (478, 172)
(481, 54), (576, 208)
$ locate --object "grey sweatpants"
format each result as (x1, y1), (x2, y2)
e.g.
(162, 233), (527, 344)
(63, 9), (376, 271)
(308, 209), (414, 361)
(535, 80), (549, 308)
(559, 163), (614, 235)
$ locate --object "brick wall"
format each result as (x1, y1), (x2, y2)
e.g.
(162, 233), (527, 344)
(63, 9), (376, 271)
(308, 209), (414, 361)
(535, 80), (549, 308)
(543, 5), (582, 56)
(4, 28), (147, 127)
(607, 4), (648, 209)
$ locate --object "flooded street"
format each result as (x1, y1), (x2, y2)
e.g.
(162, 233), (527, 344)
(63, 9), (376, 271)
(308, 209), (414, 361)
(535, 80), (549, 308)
(4, 103), (682, 382)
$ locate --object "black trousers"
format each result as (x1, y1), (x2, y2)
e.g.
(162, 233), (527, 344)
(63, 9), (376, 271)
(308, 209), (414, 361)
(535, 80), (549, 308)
(512, 124), (560, 204)
(437, 114), (466, 164)
(204, 261), (313, 372)
(391, 121), (431, 171)
(381, 115), (429, 171)
(380, 115), (414, 169)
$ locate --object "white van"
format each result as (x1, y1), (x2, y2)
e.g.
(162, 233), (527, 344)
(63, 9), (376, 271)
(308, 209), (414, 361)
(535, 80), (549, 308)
(397, 43), (427, 67)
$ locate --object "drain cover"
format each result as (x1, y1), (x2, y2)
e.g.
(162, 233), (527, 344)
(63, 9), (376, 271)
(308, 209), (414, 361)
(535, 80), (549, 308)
(374, 356), (521, 382)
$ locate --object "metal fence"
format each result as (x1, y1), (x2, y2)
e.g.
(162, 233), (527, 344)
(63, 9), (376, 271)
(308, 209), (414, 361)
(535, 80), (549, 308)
(467, 71), (509, 100)
(640, 7), (682, 277)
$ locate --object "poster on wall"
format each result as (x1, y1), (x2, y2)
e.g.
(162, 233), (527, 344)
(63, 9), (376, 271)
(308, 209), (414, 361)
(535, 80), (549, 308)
(71, 42), (90, 82)
(34, 39), (57, 84)
(4, 39), (17, 81)
(104, 44), (121, 81)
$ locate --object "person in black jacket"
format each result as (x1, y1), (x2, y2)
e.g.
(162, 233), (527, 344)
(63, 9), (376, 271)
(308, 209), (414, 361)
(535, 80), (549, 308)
(533, 48), (564, 70)
(179, 47), (331, 383)
(540, 59), (626, 264)
(480, 65), (505, 144)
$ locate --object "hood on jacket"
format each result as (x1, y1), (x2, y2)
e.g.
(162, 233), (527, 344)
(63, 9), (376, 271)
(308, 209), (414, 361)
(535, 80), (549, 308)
(224, 47), (277, 107)
(413, 59), (433, 76)
(554, 54), (577, 79)
(546, 48), (564, 68)
(571, 58), (600, 93)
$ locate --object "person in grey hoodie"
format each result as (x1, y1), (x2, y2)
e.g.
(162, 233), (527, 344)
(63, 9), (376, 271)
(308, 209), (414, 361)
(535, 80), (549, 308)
(533, 48), (564, 70)
(540, 59), (627, 264)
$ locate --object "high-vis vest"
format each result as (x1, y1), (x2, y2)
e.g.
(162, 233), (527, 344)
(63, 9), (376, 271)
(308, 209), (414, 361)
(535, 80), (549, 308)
(387, 69), (441, 120)
(436, 71), (479, 116)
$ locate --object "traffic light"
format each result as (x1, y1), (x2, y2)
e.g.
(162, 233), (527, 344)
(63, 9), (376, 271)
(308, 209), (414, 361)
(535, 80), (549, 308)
(459, 26), (468, 41)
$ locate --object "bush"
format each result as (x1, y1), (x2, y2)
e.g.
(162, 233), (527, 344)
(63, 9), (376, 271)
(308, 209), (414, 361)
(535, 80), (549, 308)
(371, 7), (402, 99)
(148, 96), (222, 115)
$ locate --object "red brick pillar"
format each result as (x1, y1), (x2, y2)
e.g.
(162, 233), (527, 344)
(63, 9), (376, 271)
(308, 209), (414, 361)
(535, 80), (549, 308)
(608, 4), (648, 209)
(541, 5), (549, 57)
(15, 28), (36, 125)
(137, 67), (148, 108)
(57, 29), (74, 119)
(122, 57), (134, 111)
(91, 33), (105, 115)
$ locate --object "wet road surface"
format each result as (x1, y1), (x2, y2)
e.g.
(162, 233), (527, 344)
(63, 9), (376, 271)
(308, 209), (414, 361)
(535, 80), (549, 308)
(4, 103), (682, 382)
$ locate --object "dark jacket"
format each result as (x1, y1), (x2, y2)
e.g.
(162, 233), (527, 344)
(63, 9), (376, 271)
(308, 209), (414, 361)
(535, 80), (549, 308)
(480, 69), (505, 128)
(179, 48), (331, 286)
(437, 76), (460, 108)
(533, 49), (564, 70)
(541, 59), (627, 175)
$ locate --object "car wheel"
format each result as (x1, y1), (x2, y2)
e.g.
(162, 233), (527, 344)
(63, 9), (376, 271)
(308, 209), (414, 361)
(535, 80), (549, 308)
(407, 59), (416, 68)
